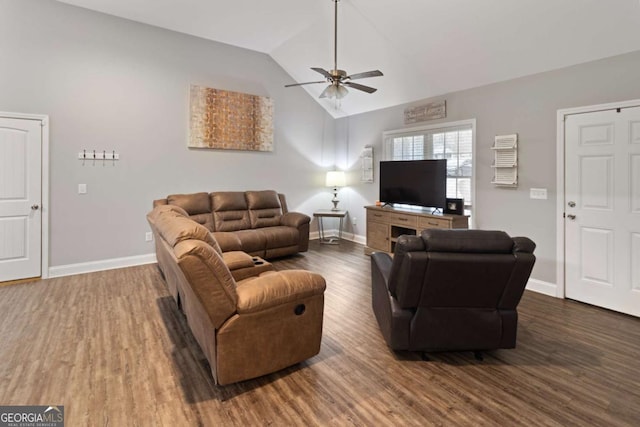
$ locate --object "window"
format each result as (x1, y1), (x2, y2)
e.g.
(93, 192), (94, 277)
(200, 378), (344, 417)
(383, 120), (475, 216)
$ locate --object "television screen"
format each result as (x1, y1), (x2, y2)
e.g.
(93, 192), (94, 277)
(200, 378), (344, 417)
(379, 159), (447, 209)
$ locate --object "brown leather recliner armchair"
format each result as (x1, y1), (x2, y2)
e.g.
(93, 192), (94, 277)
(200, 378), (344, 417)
(371, 229), (536, 356)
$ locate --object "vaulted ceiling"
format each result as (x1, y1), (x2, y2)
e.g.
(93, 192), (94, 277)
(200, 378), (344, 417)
(56, 0), (640, 118)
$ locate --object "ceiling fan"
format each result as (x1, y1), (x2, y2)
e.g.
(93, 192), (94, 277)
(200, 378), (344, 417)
(285, 0), (383, 99)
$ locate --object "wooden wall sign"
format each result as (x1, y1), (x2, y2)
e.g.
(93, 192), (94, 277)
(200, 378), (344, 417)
(404, 100), (446, 124)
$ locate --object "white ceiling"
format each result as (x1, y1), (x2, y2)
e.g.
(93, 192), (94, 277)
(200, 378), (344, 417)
(56, 0), (640, 118)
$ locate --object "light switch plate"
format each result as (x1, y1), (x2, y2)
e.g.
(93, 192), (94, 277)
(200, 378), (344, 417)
(78, 184), (87, 194)
(530, 188), (547, 200)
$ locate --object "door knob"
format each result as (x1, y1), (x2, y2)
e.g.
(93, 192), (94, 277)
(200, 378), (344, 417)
(567, 214), (576, 220)
(568, 201), (576, 208)
(31, 204), (39, 210)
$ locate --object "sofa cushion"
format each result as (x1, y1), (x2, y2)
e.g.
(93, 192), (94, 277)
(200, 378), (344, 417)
(155, 211), (219, 250)
(235, 270), (326, 314)
(212, 231), (243, 252)
(234, 229), (267, 255)
(147, 204), (189, 222)
(261, 226), (299, 249)
(246, 190), (283, 228)
(211, 192), (251, 232)
(167, 192), (214, 231)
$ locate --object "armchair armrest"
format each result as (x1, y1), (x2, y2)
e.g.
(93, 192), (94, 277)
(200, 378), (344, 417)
(513, 236), (536, 254)
(280, 212), (311, 228)
(371, 252), (393, 286)
(235, 270), (326, 314)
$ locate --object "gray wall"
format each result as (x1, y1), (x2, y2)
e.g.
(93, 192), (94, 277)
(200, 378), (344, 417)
(336, 50), (640, 284)
(0, 0), (337, 267)
(3, 0), (639, 283)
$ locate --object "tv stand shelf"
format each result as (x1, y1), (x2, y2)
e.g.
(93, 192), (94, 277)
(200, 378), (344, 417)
(365, 205), (468, 254)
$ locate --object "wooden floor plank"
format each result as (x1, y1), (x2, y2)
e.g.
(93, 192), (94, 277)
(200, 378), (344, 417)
(0, 240), (638, 425)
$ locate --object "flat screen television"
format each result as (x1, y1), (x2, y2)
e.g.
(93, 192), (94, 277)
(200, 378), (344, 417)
(379, 159), (447, 210)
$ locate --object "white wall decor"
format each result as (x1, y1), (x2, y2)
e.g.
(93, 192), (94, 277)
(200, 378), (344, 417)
(361, 145), (373, 183)
(491, 134), (518, 186)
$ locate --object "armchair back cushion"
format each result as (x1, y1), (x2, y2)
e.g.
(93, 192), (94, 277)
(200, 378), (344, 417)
(211, 192), (251, 232)
(246, 190), (283, 228)
(166, 192), (214, 230)
(154, 210), (220, 252)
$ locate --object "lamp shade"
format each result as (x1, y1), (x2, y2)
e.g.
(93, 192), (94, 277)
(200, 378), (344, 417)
(326, 170), (346, 188)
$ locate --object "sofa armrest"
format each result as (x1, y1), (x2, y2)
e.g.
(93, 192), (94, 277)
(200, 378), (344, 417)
(280, 212), (311, 228)
(222, 251), (255, 270)
(235, 270), (326, 314)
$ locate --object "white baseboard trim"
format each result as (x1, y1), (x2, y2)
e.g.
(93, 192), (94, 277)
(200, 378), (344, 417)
(48, 245), (554, 302)
(49, 253), (157, 278)
(526, 278), (558, 297)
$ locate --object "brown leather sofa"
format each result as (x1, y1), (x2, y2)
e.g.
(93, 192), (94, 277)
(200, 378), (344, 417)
(153, 190), (310, 259)
(371, 229), (536, 356)
(147, 205), (326, 385)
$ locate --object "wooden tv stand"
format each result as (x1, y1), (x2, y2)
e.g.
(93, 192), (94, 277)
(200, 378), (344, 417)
(365, 205), (468, 254)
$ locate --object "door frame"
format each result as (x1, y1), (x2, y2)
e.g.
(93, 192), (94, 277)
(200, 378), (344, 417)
(0, 111), (50, 280)
(556, 98), (640, 298)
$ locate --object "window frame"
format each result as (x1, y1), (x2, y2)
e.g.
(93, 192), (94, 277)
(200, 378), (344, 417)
(382, 119), (476, 227)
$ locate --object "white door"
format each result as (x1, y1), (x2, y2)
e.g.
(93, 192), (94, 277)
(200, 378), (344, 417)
(565, 106), (640, 317)
(0, 117), (42, 282)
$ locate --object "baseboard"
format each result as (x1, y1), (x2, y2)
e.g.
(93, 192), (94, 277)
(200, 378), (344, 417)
(526, 278), (558, 297)
(48, 253), (157, 278)
(49, 246), (551, 300)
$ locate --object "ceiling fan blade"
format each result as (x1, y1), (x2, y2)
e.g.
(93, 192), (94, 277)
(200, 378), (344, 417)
(346, 70), (384, 80)
(343, 81), (377, 94)
(311, 67), (333, 80)
(285, 81), (326, 88)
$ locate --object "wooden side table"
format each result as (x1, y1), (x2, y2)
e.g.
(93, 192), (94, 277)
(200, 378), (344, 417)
(313, 210), (347, 244)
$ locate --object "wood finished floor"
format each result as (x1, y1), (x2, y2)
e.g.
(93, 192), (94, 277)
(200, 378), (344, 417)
(0, 240), (639, 426)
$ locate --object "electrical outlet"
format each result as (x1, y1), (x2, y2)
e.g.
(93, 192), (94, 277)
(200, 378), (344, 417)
(78, 183), (87, 194)
(145, 232), (153, 242)
(352, 217), (357, 225)
(530, 188), (547, 200)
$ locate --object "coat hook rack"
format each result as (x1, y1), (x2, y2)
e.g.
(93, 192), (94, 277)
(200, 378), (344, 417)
(77, 149), (120, 161)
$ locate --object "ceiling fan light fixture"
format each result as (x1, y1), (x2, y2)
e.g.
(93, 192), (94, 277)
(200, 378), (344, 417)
(336, 85), (349, 99)
(319, 84), (349, 99)
(319, 86), (332, 99)
(284, 0), (383, 99)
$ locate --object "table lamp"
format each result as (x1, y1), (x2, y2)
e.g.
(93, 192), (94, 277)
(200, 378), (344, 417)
(325, 170), (346, 211)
